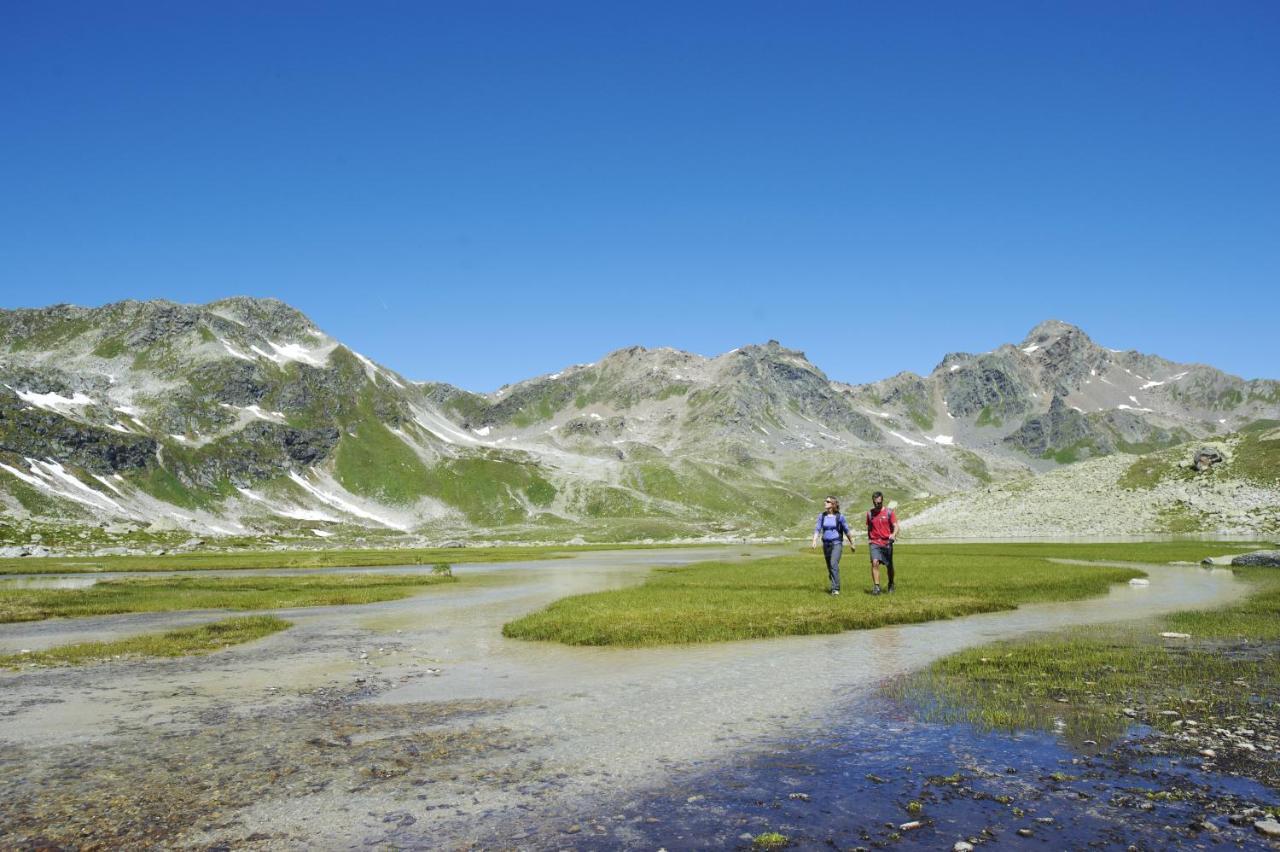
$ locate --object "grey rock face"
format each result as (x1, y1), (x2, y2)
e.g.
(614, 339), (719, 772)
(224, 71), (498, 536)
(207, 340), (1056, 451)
(561, 416), (625, 438)
(189, 360), (271, 407)
(1231, 550), (1280, 567)
(1004, 395), (1104, 459)
(943, 358), (1033, 419)
(174, 422), (341, 487)
(1100, 410), (1189, 448)
(208, 296), (317, 338)
(0, 402), (156, 473)
(120, 302), (201, 347)
(1027, 323), (1107, 394)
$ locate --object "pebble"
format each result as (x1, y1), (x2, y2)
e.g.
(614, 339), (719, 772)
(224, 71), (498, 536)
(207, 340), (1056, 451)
(899, 820), (922, 831)
(1017, 828), (1033, 837)
(1159, 632), (1191, 639)
(1256, 819), (1280, 838)
(954, 843), (974, 852)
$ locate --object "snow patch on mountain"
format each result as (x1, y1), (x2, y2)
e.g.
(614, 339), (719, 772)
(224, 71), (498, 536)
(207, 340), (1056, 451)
(250, 340), (334, 368)
(10, 388), (97, 414)
(287, 470), (407, 530)
(888, 431), (926, 447)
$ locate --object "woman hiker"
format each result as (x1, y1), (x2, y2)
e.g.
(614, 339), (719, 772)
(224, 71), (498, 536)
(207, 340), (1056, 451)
(811, 496), (857, 595)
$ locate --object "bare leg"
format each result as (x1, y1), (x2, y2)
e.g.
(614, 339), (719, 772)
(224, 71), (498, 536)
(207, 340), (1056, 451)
(870, 560), (881, 587)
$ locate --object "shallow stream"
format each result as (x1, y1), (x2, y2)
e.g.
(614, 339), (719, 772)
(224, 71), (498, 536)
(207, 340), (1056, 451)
(0, 546), (1267, 849)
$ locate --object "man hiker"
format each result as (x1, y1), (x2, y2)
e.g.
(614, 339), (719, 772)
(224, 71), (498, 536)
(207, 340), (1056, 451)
(811, 496), (856, 595)
(866, 491), (898, 595)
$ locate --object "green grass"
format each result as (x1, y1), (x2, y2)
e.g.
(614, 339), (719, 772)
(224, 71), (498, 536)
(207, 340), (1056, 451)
(0, 572), (457, 623)
(624, 460), (789, 518)
(894, 564), (1280, 740)
(7, 314), (93, 351)
(420, 455), (557, 523)
(1118, 448), (1184, 490)
(1165, 566), (1280, 640)
(334, 404), (434, 505)
(956, 448), (992, 484)
(0, 541), (724, 576)
(128, 464), (215, 510)
(1155, 501), (1211, 532)
(1047, 437), (1109, 464)
(1119, 421), (1278, 491)
(1214, 388), (1245, 409)
(1113, 428), (1192, 455)
(1234, 421), (1280, 485)
(975, 405), (1003, 428)
(0, 615), (289, 668)
(872, 541), (1262, 564)
(500, 543), (1215, 646)
(92, 334), (127, 358)
(1, 474), (95, 519)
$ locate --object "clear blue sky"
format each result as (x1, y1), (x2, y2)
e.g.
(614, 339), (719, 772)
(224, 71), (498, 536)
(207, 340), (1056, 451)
(4, 2), (1278, 390)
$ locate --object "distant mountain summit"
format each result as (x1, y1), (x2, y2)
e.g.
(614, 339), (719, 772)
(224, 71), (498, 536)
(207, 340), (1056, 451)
(2, 300), (1277, 544)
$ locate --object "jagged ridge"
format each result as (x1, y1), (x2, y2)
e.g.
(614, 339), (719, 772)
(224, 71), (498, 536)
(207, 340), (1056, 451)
(2, 300), (1278, 543)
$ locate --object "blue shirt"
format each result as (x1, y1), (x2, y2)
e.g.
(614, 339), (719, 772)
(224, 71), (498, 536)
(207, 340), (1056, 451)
(815, 513), (849, 541)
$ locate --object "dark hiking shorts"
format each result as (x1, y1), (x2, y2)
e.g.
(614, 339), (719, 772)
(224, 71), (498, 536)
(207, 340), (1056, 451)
(869, 543), (893, 566)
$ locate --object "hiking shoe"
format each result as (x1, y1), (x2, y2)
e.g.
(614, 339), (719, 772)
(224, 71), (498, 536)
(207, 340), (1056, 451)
(830, 589), (840, 596)
(887, 584), (895, 594)
(871, 585), (881, 596)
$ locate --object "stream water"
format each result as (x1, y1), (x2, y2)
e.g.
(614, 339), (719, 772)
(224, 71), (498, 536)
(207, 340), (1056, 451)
(0, 546), (1272, 850)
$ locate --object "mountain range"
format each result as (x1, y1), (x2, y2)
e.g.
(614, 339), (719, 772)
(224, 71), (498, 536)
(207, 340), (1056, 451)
(1, 298), (1277, 548)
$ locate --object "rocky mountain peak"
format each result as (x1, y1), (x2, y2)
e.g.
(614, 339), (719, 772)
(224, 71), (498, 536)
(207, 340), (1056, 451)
(1016, 320), (1106, 395)
(205, 297), (321, 339)
(1021, 319), (1087, 347)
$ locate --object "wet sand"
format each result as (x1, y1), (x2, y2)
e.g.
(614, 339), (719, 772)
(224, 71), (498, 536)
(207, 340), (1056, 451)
(0, 547), (1253, 849)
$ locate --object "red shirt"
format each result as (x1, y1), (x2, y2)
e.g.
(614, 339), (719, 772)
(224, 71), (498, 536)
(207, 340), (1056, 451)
(866, 507), (896, 545)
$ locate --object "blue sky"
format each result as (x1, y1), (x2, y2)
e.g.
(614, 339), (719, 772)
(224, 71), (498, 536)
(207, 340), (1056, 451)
(3, 2), (1278, 390)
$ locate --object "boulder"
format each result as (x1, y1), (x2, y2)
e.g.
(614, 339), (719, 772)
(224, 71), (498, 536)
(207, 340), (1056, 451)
(1192, 447), (1224, 471)
(1231, 550), (1280, 568)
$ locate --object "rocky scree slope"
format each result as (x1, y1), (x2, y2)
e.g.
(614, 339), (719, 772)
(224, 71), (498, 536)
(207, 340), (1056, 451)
(1, 301), (1278, 545)
(906, 420), (1280, 538)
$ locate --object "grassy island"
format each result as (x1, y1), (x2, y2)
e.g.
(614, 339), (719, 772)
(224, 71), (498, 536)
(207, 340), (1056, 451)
(502, 542), (1256, 646)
